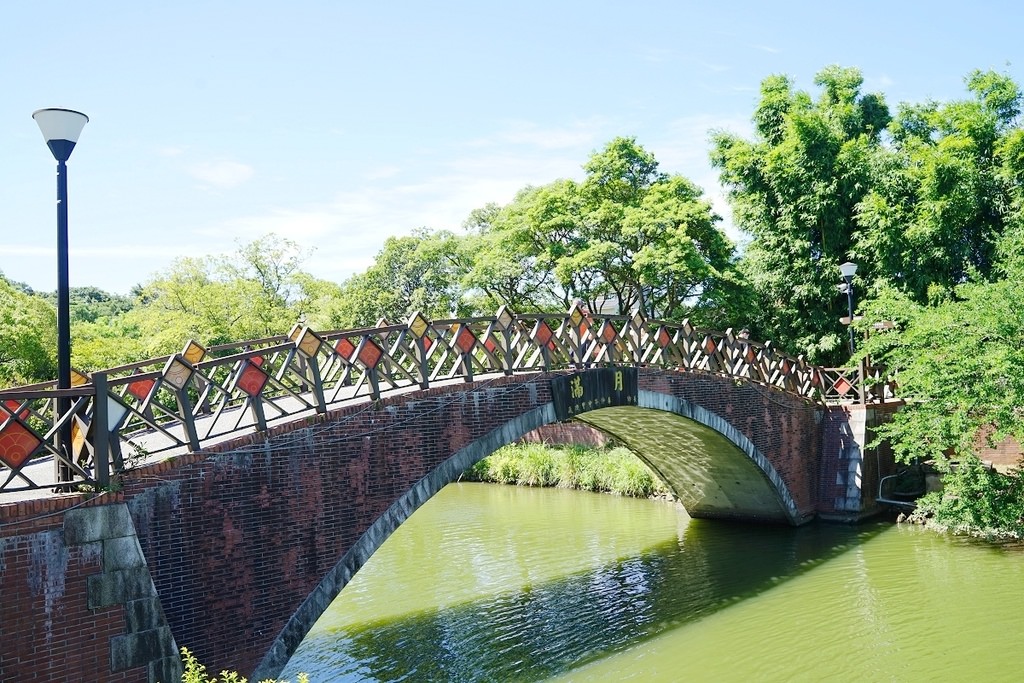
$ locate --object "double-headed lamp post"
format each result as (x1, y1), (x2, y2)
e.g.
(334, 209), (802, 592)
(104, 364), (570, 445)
(839, 261), (858, 354)
(33, 108), (89, 480)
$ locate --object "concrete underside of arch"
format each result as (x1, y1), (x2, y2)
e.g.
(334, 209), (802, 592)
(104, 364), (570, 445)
(573, 391), (800, 525)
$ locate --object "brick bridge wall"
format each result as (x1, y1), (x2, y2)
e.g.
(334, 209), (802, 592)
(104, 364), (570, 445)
(1, 368), (879, 682)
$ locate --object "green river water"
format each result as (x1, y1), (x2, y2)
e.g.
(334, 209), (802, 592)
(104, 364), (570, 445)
(280, 482), (1024, 682)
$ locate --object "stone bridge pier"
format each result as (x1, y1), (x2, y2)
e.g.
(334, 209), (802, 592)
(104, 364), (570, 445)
(0, 368), (897, 682)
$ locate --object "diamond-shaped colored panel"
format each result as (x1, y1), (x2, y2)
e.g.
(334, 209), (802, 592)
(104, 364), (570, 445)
(834, 377), (852, 395)
(569, 307), (583, 326)
(534, 321), (553, 346)
(128, 377), (156, 402)
(408, 313), (429, 339)
(455, 327), (476, 353)
(657, 327), (672, 348)
(237, 362), (269, 397)
(4, 399), (29, 421)
(296, 329), (322, 357)
(600, 322), (617, 343)
(422, 336), (433, 352)
(71, 415), (89, 460)
(496, 306), (514, 330)
(0, 419), (42, 469)
(182, 340), (207, 365)
(358, 340), (384, 368)
(703, 336), (717, 354)
(484, 337), (497, 353)
(335, 338), (356, 360)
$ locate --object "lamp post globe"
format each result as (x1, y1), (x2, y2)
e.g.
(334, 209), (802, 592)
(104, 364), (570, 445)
(33, 108), (88, 482)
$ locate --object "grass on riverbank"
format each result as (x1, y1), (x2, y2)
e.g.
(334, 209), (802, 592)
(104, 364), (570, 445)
(462, 443), (671, 499)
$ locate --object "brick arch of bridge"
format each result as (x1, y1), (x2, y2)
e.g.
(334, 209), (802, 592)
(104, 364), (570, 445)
(116, 368), (821, 681)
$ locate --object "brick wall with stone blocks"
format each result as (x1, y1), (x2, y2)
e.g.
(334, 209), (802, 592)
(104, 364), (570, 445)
(1, 367), (860, 682)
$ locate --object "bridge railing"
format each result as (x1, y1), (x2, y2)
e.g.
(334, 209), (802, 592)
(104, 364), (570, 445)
(0, 306), (889, 493)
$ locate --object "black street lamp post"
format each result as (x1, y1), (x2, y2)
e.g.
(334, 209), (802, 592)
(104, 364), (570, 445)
(33, 108), (88, 483)
(839, 261), (858, 355)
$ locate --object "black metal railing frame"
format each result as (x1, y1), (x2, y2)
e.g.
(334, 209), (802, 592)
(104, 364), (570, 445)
(0, 306), (890, 493)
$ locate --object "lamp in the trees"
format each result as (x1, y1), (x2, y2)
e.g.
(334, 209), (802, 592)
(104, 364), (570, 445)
(32, 107), (89, 482)
(838, 261), (858, 354)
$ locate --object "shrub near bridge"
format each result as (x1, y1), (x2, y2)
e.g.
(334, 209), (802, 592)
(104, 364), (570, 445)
(465, 444), (670, 499)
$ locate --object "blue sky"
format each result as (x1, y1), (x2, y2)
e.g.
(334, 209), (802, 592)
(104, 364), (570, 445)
(2, 1), (1021, 294)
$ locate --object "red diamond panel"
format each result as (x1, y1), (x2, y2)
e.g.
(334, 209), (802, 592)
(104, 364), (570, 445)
(128, 377), (156, 402)
(484, 338), (496, 353)
(835, 377), (852, 395)
(336, 338), (356, 360)
(0, 419), (42, 469)
(4, 399), (29, 421)
(249, 355), (265, 367)
(601, 324), (617, 343)
(237, 362), (269, 397)
(422, 336), (433, 351)
(358, 340), (383, 368)
(657, 327), (671, 348)
(455, 327), (476, 354)
(534, 322), (553, 346)
(703, 337), (717, 354)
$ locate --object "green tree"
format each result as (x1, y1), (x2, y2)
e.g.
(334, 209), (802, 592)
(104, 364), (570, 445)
(70, 235), (347, 369)
(711, 65), (890, 363)
(332, 229), (469, 328)
(856, 69), (1023, 301)
(464, 137), (740, 323)
(0, 275), (57, 387)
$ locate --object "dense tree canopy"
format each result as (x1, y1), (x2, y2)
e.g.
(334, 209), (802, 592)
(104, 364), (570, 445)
(331, 229), (469, 328)
(463, 137), (742, 324)
(711, 65), (890, 364)
(0, 274), (57, 386)
(856, 69), (1024, 302)
(70, 235), (346, 370)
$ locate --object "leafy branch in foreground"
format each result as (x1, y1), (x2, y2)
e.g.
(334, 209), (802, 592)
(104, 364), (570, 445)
(179, 647), (308, 683)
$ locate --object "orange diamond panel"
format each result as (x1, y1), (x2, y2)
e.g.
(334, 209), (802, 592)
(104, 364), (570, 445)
(455, 327), (476, 353)
(835, 377), (852, 395)
(657, 327), (672, 348)
(484, 338), (497, 353)
(534, 322), (553, 346)
(0, 419), (42, 469)
(336, 338), (356, 360)
(128, 377), (156, 402)
(601, 324), (617, 343)
(358, 340), (383, 368)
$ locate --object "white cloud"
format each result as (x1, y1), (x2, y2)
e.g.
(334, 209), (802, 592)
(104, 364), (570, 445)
(471, 118), (609, 151)
(638, 47), (674, 64)
(188, 160), (254, 189)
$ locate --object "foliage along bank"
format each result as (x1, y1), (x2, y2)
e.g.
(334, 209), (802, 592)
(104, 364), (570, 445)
(462, 443), (671, 500)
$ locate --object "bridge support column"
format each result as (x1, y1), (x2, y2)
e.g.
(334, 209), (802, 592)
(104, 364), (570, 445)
(819, 403), (902, 521)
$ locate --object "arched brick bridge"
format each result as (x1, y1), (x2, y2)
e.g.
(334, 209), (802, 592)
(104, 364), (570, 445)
(0, 308), (898, 682)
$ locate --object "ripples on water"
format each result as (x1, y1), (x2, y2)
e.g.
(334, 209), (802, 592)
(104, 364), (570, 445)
(281, 483), (1024, 682)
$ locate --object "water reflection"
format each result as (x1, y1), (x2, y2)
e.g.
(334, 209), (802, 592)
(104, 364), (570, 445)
(283, 484), (880, 682)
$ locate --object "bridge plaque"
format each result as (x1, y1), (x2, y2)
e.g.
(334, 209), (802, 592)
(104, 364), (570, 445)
(551, 368), (638, 421)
